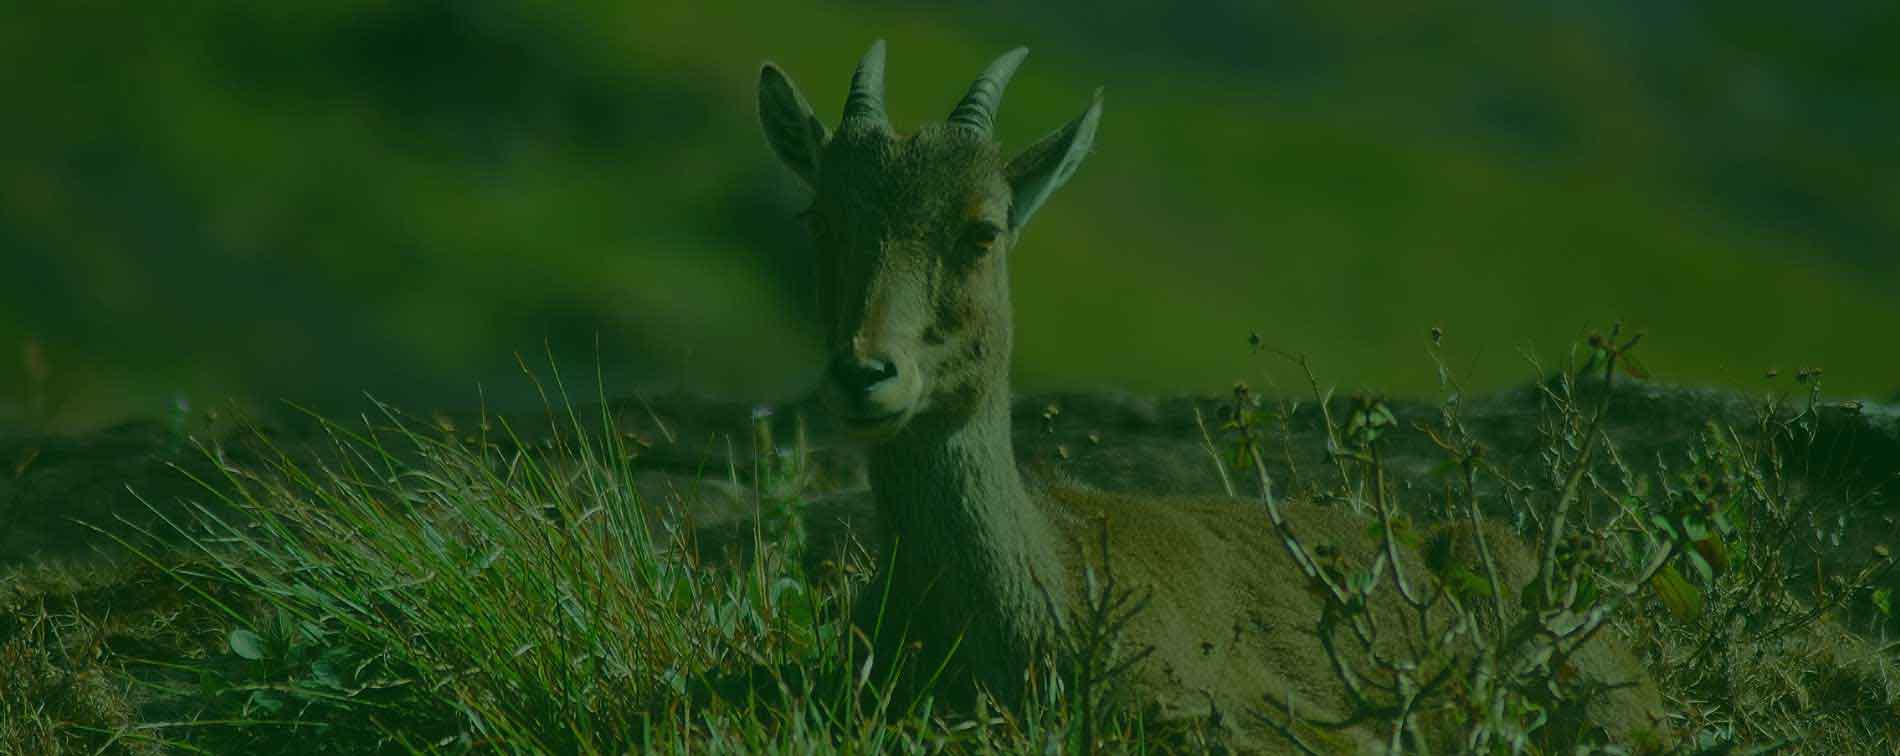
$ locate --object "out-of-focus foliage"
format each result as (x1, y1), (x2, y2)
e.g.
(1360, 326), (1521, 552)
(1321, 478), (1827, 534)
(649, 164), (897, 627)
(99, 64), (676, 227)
(3, 1), (1897, 429)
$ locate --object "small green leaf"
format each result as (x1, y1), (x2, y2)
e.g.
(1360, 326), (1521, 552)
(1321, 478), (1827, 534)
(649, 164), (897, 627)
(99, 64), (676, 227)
(229, 628), (267, 661)
(1574, 575), (1599, 608)
(1711, 510), (1735, 535)
(247, 690), (284, 715)
(1445, 566), (1487, 601)
(1648, 514), (1680, 540)
(310, 658), (343, 690)
(1874, 588), (1893, 617)
(1693, 537), (1731, 577)
(1649, 565), (1704, 621)
(292, 582), (325, 606)
(1684, 549), (1713, 583)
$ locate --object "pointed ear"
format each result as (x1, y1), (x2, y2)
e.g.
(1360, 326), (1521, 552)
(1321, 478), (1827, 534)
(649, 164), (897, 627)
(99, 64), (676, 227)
(1006, 88), (1103, 231)
(759, 63), (829, 187)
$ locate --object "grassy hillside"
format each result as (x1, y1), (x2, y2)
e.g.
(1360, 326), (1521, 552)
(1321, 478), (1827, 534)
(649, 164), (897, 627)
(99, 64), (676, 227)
(2, 1), (1896, 430)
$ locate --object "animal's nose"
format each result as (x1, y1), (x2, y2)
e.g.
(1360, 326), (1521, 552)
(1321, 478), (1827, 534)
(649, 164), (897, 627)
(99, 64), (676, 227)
(831, 353), (899, 395)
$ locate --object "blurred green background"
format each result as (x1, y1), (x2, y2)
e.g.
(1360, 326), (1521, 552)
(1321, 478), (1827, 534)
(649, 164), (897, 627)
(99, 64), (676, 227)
(3, 1), (1897, 432)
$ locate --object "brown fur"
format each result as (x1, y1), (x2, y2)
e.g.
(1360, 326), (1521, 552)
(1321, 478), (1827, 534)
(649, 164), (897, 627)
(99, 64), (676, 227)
(1048, 490), (1665, 751)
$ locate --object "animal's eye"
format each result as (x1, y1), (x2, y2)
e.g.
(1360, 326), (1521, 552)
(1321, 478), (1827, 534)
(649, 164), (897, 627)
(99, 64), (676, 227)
(962, 221), (1004, 253)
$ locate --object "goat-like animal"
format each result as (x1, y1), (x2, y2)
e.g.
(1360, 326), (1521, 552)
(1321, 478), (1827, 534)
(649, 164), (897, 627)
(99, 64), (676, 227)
(759, 41), (1665, 751)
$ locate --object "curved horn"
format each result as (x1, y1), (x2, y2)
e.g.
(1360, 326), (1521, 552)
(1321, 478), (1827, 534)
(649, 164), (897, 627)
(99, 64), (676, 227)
(947, 47), (1028, 136)
(842, 40), (889, 126)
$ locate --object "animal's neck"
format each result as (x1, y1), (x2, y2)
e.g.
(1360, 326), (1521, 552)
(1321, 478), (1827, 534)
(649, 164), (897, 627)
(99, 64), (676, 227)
(868, 388), (1033, 542)
(863, 383), (1069, 686)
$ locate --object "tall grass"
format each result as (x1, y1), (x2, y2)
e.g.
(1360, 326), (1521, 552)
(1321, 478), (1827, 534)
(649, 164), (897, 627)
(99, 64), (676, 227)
(95, 364), (1151, 753)
(5, 333), (1894, 752)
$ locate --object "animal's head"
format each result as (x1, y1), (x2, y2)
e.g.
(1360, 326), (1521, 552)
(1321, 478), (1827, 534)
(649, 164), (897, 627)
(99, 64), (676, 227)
(759, 41), (1101, 440)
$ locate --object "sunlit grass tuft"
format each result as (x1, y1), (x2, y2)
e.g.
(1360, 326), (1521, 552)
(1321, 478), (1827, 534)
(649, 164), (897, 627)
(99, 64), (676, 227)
(87, 364), (1154, 753)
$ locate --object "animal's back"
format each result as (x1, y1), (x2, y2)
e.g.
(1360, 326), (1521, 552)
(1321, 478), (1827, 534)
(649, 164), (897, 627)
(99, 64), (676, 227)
(1038, 486), (1666, 752)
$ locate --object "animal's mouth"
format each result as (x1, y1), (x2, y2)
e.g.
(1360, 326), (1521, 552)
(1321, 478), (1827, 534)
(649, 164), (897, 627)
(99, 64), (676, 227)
(839, 410), (907, 436)
(842, 410), (903, 426)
